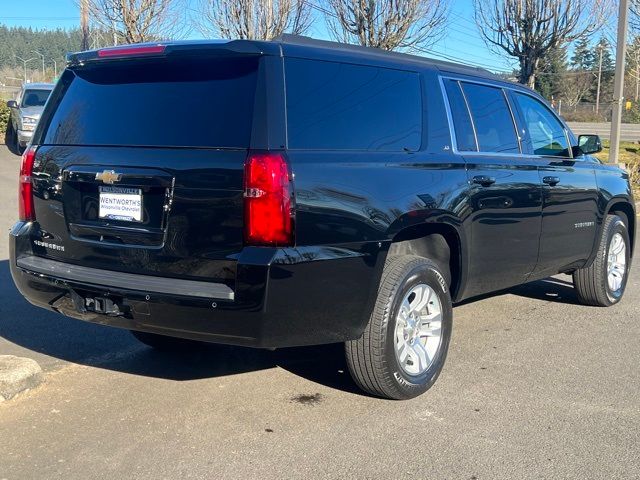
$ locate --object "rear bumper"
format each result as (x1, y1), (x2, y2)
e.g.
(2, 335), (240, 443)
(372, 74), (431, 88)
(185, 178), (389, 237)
(10, 222), (385, 348)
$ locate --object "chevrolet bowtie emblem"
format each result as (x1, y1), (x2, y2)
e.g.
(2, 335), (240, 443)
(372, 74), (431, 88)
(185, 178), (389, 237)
(95, 170), (122, 184)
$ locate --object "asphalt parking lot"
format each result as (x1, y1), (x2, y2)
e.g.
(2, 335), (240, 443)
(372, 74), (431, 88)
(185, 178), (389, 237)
(0, 145), (638, 479)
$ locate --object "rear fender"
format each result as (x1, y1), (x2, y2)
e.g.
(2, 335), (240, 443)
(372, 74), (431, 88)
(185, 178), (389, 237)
(386, 210), (468, 302)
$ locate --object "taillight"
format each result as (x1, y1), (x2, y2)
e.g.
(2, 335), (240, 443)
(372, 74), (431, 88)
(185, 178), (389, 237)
(244, 152), (293, 246)
(19, 145), (37, 222)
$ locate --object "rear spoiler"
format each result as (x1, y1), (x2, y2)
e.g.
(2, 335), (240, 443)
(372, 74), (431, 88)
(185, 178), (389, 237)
(66, 40), (276, 66)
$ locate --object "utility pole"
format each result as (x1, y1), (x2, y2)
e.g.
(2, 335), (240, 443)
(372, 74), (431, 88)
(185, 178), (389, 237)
(112, 18), (118, 46)
(32, 50), (45, 78)
(51, 59), (58, 79)
(81, 0), (90, 50)
(609, 0), (630, 164)
(596, 43), (603, 114)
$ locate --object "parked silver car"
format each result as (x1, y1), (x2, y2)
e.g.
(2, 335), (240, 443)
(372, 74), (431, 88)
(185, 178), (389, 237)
(6, 83), (54, 153)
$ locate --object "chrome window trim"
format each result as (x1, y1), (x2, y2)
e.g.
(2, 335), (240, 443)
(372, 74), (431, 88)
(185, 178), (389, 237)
(503, 89), (523, 153)
(438, 75), (461, 153)
(439, 73), (581, 162)
(564, 127), (575, 159)
(459, 80), (480, 151)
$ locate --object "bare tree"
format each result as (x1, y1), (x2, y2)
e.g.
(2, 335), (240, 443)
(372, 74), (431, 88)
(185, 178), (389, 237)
(562, 71), (593, 107)
(474, 0), (612, 87)
(196, 0), (311, 40)
(632, 0), (640, 32)
(325, 0), (448, 51)
(85, 0), (186, 44)
(626, 36), (640, 102)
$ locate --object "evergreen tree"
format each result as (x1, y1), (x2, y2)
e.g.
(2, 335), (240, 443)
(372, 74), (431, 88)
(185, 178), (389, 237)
(535, 44), (568, 101)
(0, 25), (83, 73)
(595, 38), (614, 79)
(571, 37), (595, 71)
(591, 37), (614, 105)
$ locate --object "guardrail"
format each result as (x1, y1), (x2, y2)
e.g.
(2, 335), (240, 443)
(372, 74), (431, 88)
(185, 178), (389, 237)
(567, 122), (640, 142)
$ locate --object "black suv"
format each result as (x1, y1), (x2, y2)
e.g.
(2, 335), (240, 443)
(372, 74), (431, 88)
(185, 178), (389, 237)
(10, 36), (635, 400)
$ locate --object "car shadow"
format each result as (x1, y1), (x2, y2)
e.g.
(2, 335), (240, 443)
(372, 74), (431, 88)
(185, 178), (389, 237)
(507, 276), (582, 305)
(0, 258), (581, 394)
(454, 275), (581, 307)
(3, 127), (20, 156)
(0, 260), (361, 394)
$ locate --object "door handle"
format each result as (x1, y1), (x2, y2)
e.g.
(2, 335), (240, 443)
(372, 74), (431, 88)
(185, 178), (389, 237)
(543, 176), (561, 186)
(471, 175), (496, 187)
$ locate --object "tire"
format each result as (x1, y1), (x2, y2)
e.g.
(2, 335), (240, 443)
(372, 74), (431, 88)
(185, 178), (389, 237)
(15, 133), (25, 155)
(573, 214), (631, 307)
(5, 123), (19, 156)
(345, 255), (453, 400)
(4, 121), (14, 149)
(130, 330), (204, 352)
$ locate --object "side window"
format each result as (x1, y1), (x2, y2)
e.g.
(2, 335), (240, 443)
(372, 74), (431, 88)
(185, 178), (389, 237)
(461, 82), (520, 154)
(285, 58), (422, 151)
(443, 79), (476, 151)
(513, 92), (570, 157)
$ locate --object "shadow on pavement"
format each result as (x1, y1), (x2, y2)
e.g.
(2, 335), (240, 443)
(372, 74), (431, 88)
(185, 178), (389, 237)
(3, 127), (21, 156)
(507, 276), (582, 305)
(455, 275), (581, 307)
(0, 255), (582, 394)
(0, 260), (361, 394)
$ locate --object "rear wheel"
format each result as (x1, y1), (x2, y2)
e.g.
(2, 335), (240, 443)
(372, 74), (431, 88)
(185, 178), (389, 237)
(573, 214), (631, 306)
(130, 330), (204, 352)
(345, 255), (453, 400)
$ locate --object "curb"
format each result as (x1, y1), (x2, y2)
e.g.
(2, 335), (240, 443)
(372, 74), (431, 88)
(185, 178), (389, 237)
(0, 355), (43, 402)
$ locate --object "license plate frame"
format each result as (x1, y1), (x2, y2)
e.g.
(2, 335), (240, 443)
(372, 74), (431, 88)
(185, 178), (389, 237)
(98, 186), (143, 222)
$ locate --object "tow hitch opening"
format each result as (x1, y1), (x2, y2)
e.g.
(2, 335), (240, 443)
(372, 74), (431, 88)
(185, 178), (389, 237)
(70, 290), (126, 317)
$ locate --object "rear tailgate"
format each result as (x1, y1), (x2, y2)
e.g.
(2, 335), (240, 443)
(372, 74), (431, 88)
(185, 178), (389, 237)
(28, 53), (262, 288)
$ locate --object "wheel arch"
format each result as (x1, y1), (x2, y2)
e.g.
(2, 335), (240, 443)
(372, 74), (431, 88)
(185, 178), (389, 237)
(606, 198), (636, 258)
(388, 220), (466, 302)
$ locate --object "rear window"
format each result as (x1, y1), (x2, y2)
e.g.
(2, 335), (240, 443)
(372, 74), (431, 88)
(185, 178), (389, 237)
(22, 89), (51, 107)
(40, 56), (259, 148)
(285, 58), (422, 151)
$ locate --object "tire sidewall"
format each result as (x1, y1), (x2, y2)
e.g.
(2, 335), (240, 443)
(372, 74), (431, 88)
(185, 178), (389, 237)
(604, 218), (631, 304)
(383, 262), (452, 398)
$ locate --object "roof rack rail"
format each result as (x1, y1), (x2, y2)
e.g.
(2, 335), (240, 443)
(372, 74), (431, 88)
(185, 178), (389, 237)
(273, 34), (495, 77)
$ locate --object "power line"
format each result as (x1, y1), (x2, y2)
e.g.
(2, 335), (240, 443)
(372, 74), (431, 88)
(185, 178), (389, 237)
(0, 16), (79, 20)
(301, 0), (513, 73)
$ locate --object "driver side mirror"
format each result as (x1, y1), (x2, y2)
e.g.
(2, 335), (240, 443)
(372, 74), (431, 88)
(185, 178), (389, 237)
(6, 100), (17, 109)
(575, 134), (602, 155)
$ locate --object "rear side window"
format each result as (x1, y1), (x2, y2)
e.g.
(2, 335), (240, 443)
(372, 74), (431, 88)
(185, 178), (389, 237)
(443, 80), (476, 151)
(460, 82), (519, 154)
(40, 56), (259, 148)
(285, 58), (422, 151)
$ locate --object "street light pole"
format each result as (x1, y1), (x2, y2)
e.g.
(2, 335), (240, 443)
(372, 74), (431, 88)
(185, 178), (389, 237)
(52, 59), (58, 79)
(32, 50), (46, 78)
(14, 55), (36, 83)
(595, 43), (603, 115)
(609, 0), (630, 164)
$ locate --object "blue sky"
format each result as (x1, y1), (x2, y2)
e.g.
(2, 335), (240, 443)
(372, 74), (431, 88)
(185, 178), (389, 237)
(0, 0), (520, 72)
